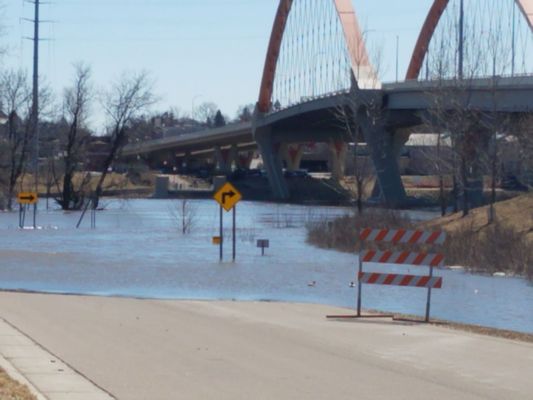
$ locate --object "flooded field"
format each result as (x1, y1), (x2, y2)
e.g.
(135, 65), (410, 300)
(0, 199), (532, 333)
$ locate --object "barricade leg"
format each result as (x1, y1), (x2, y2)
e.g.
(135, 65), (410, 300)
(357, 257), (363, 317)
(425, 266), (434, 322)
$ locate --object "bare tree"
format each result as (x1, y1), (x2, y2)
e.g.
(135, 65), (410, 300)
(235, 104), (254, 122)
(335, 103), (374, 215)
(335, 35), (384, 214)
(194, 101), (217, 126)
(422, 16), (493, 217)
(93, 71), (156, 208)
(169, 199), (197, 234)
(0, 69), (32, 210)
(56, 63), (93, 210)
(513, 114), (533, 191)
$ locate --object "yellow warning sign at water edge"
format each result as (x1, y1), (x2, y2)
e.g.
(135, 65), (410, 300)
(213, 182), (242, 212)
(18, 192), (38, 205)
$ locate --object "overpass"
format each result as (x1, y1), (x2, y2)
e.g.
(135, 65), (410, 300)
(123, 0), (533, 207)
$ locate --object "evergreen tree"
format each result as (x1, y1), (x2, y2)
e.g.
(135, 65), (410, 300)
(214, 110), (226, 127)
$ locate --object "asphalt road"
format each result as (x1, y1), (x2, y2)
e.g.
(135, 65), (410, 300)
(0, 292), (531, 400)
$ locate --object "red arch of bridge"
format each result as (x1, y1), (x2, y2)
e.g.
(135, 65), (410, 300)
(257, 0), (372, 113)
(406, 0), (533, 80)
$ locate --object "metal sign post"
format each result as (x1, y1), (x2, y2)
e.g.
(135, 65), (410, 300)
(356, 256), (363, 317)
(219, 205), (223, 261)
(425, 265), (434, 323)
(213, 182), (242, 262)
(232, 206), (236, 261)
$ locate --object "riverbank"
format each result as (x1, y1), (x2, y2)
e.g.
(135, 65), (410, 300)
(307, 194), (533, 279)
(0, 292), (531, 400)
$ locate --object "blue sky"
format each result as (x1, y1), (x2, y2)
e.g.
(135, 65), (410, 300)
(2, 0), (435, 129)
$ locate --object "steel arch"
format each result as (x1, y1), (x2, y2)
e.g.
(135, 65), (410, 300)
(406, 0), (533, 80)
(257, 0), (374, 113)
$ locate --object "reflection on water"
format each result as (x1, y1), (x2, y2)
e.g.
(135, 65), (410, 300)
(0, 200), (532, 333)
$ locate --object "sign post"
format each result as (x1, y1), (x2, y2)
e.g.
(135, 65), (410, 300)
(219, 205), (223, 261)
(256, 239), (270, 256)
(213, 182), (242, 262)
(232, 207), (236, 261)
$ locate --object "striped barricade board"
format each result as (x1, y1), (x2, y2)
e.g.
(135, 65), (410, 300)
(361, 250), (445, 267)
(358, 272), (443, 289)
(359, 228), (446, 245)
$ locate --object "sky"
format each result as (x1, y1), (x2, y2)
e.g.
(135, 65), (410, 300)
(1, 0), (437, 130)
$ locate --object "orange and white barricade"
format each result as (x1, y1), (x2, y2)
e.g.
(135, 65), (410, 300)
(355, 228), (446, 322)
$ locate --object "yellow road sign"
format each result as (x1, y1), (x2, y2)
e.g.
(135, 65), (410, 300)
(214, 182), (242, 212)
(18, 192), (38, 205)
(212, 236), (221, 245)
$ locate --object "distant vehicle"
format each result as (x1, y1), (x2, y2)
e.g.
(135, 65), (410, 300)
(193, 169), (211, 179)
(284, 169), (309, 178)
(501, 175), (528, 191)
(231, 168), (247, 180)
(246, 169), (264, 177)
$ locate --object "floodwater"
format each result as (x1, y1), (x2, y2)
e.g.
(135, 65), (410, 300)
(0, 199), (532, 334)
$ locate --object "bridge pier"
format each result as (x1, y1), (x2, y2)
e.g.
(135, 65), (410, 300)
(361, 119), (408, 208)
(328, 141), (348, 181)
(282, 144), (304, 171)
(237, 151), (254, 169)
(254, 126), (290, 199)
(214, 145), (237, 174)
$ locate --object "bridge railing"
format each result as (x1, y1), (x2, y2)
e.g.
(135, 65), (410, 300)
(384, 74), (533, 91)
(268, 89), (351, 115)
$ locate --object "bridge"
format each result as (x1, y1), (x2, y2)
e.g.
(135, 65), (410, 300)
(123, 0), (533, 207)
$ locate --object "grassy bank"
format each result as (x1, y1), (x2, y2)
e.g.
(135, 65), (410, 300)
(0, 368), (36, 400)
(307, 195), (533, 280)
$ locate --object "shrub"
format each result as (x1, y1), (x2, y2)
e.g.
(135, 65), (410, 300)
(444, 220), (533, 277)
(306, 208), (413, 253)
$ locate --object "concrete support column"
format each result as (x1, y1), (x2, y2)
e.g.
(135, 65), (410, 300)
(180, 151), (191, 172)
(281, 144), (304, 171)
(328, 140), (348, 181)
(237, 151), (254, 169)
(361, 118), (407, 208)
(254, 126), (289, 199)
(214, 145), (237, 174)
(458, 129), (488, 209)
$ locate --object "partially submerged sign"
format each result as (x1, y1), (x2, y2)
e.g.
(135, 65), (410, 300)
(213, 182), (242, 212)
(257, 239), (270, 256)
(18, 192), (38, 205)
(257, 239), (270, 248)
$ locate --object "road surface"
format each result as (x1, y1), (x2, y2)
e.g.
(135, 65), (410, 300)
(0, 292), (531, 400)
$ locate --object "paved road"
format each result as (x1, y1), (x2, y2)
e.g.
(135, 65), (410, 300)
(0, 292), (531, 400)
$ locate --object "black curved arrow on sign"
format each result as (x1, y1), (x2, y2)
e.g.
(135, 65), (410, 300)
(222, 191), (236, 204)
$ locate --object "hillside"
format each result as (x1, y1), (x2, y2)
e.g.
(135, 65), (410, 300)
(422, 193), (533, 243)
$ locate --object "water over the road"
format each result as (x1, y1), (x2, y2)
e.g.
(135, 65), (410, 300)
(0, 199), (532, 333)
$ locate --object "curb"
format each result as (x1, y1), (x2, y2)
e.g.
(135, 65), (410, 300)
(0, 318), (115, 400)
(0, 354), (47, 400)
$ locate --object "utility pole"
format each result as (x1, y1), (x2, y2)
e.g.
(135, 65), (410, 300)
(395, 35), (399, 82)
(458, 0), (464, 80)
(24, 0), (41, 228)
(511, 3), (516, 76)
